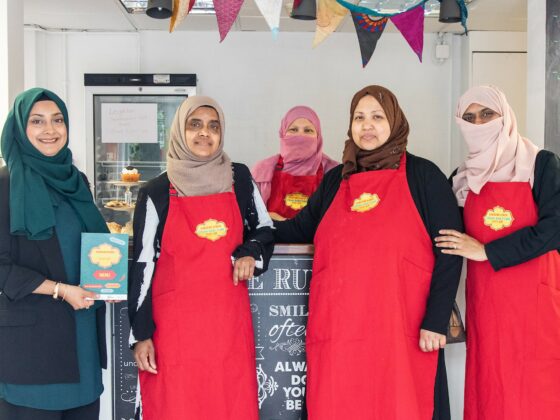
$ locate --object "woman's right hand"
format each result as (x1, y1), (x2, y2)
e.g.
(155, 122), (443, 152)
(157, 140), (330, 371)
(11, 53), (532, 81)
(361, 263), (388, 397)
(134, 339), (158, 374)
(61, 284), (97, 310)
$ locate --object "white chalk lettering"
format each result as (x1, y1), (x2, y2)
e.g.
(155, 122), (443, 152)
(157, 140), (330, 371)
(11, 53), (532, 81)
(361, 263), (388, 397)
(291, 374), (306, 385)
(286, 399), (303, 410)
(273, 268), (312, 290)
(247, 275), (264, 290)
(269, 305), (309, 317)
(274, 361), (307, 372)
(269, 319), (306, 344)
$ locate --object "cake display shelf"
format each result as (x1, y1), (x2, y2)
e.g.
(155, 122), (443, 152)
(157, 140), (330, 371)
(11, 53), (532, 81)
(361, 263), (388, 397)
(106, 181), (146, 187)
(104, 205), (135, 212)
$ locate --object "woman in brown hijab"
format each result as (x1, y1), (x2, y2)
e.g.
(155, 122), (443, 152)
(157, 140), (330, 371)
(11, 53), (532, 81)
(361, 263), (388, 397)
(128, 96), (274, 419)
(274, 86), (462, 420)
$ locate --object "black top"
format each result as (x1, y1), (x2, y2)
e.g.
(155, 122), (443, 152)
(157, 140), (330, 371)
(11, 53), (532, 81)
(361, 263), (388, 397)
(453, 150), (560, 270)
(274, 152), (464, 335)
(128, 163), (274, 345)
(0, 166), (107, 384)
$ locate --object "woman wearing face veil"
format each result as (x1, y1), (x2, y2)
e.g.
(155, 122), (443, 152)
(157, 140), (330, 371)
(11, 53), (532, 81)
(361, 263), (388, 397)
(0, 88), (108, 419)
(275, 85), (462, 419)
(128, 96), (274, 420)
(252, 106), (338, 221)
(436, 85), (560, 420)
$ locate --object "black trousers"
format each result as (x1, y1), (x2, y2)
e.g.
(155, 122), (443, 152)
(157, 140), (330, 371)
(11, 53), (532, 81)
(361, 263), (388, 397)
(0, 398), (99, 420)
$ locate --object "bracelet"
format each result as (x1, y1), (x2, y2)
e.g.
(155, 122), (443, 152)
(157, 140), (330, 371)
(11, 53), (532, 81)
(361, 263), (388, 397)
(52, 282), (61, 300)
(61, 284), (68, 302)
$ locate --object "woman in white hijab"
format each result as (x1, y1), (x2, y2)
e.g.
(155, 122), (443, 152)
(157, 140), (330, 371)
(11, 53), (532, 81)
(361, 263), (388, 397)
(128, 96), (274, 419)
(436, 85), (560, 420)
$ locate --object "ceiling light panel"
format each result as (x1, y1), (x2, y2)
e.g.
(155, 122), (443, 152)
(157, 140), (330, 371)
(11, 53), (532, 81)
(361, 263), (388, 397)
(119, 0), (215, 14)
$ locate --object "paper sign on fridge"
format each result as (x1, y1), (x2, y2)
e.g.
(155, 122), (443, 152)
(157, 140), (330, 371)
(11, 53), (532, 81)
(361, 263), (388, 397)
(81, 233), (128, 300)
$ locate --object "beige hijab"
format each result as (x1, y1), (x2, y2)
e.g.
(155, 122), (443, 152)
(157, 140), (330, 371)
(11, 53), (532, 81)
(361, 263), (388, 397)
(167, 96), (233, 197)
(452, 85), (539, 206)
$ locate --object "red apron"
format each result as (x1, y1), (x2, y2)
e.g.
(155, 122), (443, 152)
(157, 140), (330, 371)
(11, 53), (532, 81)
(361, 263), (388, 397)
(464, 182), (560, 420)
(139, 187), (258, 420)
(307, 154), (439, 419)
(267, 157), (324, 219)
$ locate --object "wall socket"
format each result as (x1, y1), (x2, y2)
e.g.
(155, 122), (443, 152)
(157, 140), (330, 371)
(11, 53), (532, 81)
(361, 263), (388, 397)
(436, 44), (450, 60)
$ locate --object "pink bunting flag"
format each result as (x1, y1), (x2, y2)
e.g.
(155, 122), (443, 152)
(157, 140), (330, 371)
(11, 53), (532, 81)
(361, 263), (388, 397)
(213, 0), (244, 42)
(390, 4), (424, 62)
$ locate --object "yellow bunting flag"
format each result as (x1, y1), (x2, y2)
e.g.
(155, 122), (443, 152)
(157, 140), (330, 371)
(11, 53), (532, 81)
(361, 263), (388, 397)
(169, 0), (195, 32)
(313, 0), (349, 47)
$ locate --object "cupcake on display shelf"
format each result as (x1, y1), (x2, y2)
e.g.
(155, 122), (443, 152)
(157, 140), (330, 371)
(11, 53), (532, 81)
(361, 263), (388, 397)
(121, 165), (141, 182)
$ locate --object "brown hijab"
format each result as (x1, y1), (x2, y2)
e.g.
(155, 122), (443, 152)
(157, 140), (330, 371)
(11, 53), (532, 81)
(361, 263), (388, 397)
(341, 85), (409, 179)
(167, 96), (233, 197)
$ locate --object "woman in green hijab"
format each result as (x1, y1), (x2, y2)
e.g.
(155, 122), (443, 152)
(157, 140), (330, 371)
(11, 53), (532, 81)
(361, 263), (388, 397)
(0, 88), (108, 419)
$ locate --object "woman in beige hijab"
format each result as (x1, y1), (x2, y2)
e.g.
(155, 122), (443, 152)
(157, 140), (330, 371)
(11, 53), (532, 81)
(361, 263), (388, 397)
(128, 96), (274, 419)
(436, 85), (560, 420)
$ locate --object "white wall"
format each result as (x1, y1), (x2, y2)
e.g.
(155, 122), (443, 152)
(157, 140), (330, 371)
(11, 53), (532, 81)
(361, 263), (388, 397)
(527, 0), (546, 147)
(24, 28), (456, 174)
(0, 0), (24, 132)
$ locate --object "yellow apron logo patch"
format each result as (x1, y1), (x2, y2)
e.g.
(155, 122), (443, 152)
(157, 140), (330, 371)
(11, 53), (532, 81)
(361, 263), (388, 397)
(284, 192), (309, 210)
(89, 243), (122, 269)
(195, 219), (228, 241)
(351, 193), (380, 213)
(483, 206), (515, 231)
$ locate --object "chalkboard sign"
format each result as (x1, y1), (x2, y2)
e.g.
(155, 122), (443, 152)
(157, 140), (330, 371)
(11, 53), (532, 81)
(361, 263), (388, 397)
(112, 254), (312, 420)
(546, 0), (560, 155)
(112, 303), (137, 420)
(248, 256), (312, 419)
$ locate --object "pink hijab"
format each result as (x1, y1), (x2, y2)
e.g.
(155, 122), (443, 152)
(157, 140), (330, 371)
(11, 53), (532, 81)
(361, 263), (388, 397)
(252, 106), (338, 203)
(452, 85), (539, 206)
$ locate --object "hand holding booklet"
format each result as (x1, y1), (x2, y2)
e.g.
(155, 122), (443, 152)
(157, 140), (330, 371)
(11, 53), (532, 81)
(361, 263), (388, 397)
(81, 233), (128, 300)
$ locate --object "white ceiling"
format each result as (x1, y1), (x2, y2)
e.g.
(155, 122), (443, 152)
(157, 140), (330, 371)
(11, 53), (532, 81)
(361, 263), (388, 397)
(23, 0), (527, 34)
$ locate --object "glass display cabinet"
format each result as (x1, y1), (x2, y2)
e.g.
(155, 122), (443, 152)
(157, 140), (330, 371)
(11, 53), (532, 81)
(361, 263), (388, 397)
(84, 74), (196, 234)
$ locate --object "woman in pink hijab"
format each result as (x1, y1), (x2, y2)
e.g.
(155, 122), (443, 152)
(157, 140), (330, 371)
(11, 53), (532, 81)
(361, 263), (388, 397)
(251, 106), (338, 221)
(435, 85), (560, 420)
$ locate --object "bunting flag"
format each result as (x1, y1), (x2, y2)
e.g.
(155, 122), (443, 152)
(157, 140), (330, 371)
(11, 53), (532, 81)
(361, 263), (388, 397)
(390, 4), (425, 62)
(336, 0), (425, 15)
(214, 0), (244, 42)
(459, 0), (469, 33)
(169, 0), (195, 32)
(313, 0), (349, 47)
(255, 0), (283, 36)
(351, 13), (388, 68)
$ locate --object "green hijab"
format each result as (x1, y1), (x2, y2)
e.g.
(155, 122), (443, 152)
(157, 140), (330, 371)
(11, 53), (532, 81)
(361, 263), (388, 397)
(1, 88), (107, 240)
